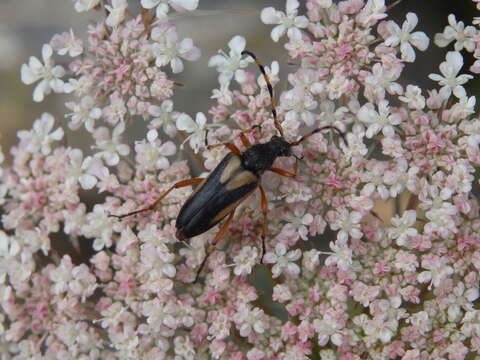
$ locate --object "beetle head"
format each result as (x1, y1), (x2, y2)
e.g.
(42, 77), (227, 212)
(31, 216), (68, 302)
(270, 135), (292, 157)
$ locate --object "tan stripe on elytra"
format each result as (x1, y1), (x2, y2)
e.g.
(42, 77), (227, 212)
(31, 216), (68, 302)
(211, 188), (256, 223)
(225, 171), (258, 191)
(219, 155), (242, 184)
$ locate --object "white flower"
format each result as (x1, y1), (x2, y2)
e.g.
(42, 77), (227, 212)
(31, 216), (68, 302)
(211, 77), (233, 106)
(21, 44), (65, 102)
(148, 100), (179, 137)
(398, 85), (425, 109)
(82, 205), (115, 250)
(233, 303), (267, 337)
(257, 60), (280, 88)
(93, 123), (130, 166)
(364, 63), (402, 102)
(417, 255), (454, 290)
(356, 0), (387, 26)
(0, 232), (21, 283)
(72, 0), (101, 12)
(326, 74), (352, 100)
(324, 239), (353, 271)
(408, 311), (432, 335)
(314, 313), (343, 346)
(280, 179), (313, 203)
(388, 210), (418, 246)
(384, 159), (409, 197)
(434, 14), (476, 52)
(17, 113), (64, 155)
(329, 208), (363, 242)
(281, 205), (313, 241)
(100, 302), (127, 328)
(281, 87), (318, 126)
(63, 75), (93, 95)
(232, 246), (258, 276)
(273, 284), (292, 303)
(69, 264), (97, 301)
(135, 129), (176, 172)
(263, 243), (301, 278)
(208, 35), (252, 84)
(50, 29), (83, 57)
(141, 0), (198, 19)
(448, 96), (476, 121)
(261, 0), (309, 42)
(140, 243), (176, 279)
(65, 96), (102, 132)
(419, 183), (453, 211)
(302, 249), (320, 272)
(105, 0), (128, 27)
(394, 250), (418, 273)
(67, 149), (104, 190)
(447, 159), (475, 194)
(176, 112), (217, 153)
(318, 100), (349, 132)
(358, 100), (401, 138)
(345, 130), (368, 159)
(384, 12), (429, 62)
(203, 146), (228, 171)
(428, 51), (473, 100)
(179, 237), (206, 268)
(363, 316), (398, 345)
(174, 336), (195, 359)
(49, 255), (74, 295)
(151, 26), (200, 73)
(461, 310), (480, 338)
(50, 256), (97, 301)
(63, 204), (87, 235)
(424, 203), (458, 239)
(454, 282), (479, 304)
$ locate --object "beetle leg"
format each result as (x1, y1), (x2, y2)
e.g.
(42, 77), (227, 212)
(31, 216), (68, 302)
(110, 178), (205, 219)
(239, 124), (261, 147)
(207, 125), (260, 153)
(206, 142), (241, 155)
(269, 163), (298, 179)
(194, 210), (236, 283)
(258, 184), (268, 262)
(240, 132), (252, 148)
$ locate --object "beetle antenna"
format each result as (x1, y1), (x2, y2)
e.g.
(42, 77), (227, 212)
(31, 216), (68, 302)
(290, 126), (346, 147)
(241, 50), (284, 138)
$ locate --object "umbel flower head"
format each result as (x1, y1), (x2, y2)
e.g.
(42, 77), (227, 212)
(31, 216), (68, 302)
(3, 0), (480, 359)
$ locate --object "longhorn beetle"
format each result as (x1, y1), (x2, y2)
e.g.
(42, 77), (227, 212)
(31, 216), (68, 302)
(111, 50), (345, 282)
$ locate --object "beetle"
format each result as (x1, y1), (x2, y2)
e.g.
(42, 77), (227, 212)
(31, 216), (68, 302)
(111, 50), (344, 281)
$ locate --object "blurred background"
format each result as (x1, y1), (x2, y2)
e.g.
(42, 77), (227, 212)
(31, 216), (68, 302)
(0, 0), (477, 158)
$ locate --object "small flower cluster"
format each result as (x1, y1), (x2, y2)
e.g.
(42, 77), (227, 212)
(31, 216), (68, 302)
(21, 0), (201, 167)
(2, 0), (480, 359)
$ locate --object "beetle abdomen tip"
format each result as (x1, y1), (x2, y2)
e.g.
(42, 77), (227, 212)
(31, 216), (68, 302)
(176, 228), (187, 241)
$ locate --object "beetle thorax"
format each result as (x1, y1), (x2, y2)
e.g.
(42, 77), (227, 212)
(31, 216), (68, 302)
(241, 136), (292, 174)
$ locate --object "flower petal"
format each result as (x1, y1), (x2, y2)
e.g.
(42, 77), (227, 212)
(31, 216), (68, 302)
(271, 25), (286, 42)
(228, 35), (246, 54)
(261, 7), (281, 24)
(176, 113), (196, 132)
